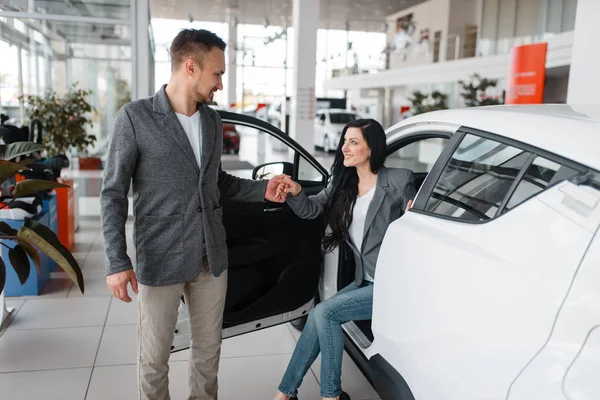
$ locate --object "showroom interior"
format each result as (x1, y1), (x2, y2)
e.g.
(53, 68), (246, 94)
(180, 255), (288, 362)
(0, 0), (598, 399)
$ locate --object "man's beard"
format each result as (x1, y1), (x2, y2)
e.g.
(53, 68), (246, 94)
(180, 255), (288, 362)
(196, 87), (214, 104)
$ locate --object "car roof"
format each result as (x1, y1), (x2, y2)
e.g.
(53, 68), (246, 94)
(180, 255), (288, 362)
(387, 104), (600, 171)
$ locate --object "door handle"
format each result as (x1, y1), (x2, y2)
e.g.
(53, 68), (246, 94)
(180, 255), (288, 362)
(263, 206), (282, 213)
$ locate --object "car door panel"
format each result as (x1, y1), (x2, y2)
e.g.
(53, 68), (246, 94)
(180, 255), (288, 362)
(222, 199), (322, 327)
(369, 129), (598, 400)
(370, 189), (596, 400)
(172, 111), (327, 352)
(507, 181), (600, 399)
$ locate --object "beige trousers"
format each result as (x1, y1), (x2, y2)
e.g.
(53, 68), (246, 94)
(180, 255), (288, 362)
(137, 259), (228, 400)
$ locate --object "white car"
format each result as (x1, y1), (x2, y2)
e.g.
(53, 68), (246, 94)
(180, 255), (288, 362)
(314, 109), (361, 153)
(172, 105), (600, 400)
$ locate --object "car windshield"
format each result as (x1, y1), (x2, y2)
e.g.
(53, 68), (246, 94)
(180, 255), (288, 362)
(329, 113), (358, 124)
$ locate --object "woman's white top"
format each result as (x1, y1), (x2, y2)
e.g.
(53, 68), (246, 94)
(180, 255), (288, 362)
(349, 186), (376, 282)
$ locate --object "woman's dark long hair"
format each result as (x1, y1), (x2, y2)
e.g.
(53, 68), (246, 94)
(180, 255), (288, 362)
(321, 118), (387, 253)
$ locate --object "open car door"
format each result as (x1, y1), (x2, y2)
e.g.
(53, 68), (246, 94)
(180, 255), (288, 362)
(172, 111), (329, 352)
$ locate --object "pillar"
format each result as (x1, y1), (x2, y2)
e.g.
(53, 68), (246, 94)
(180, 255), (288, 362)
(289, 0), (320, 155)
(226, 8), (238, 110)
(566, 0), (600, 104)
(131, 0), (153, 100)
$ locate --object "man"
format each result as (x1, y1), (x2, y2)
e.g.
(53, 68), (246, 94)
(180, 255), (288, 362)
(101, 29), (287, 400)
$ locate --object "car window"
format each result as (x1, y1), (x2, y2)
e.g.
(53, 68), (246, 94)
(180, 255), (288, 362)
(503, 156), (579, 212)
(219, 120), (293, 179)
(298, 156), (325, 182)
(385, 137), (448, 173)
(424, 133), (531, 222)
(218, 118), (326, 184)
(329, 113), (358, 124)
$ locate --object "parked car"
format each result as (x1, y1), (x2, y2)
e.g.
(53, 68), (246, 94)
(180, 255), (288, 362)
(172, 105), (600, 400)
(314, 109), (360, 153)
(222, 122), (240, 154)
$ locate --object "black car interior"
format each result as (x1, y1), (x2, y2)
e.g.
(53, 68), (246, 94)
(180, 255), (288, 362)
(220, 182), (325, 329)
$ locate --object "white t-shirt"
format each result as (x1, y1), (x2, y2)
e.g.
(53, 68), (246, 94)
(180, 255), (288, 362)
(175, 110), (202, 168)
(349, 186), (376, 282)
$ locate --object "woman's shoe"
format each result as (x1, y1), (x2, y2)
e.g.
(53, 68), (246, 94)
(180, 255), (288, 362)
(339, 391), (351, 400)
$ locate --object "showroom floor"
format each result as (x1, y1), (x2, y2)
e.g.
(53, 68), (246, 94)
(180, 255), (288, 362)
(0, 144), (379, 399)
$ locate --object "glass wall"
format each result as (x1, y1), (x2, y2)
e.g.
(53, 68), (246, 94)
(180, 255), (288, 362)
(151, 19), (385, 108)
(0, 0), (147, 154)
(478, 0), (577, 57)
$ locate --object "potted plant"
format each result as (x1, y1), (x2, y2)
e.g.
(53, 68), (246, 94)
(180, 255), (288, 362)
(19, 82), (97, 157)
(0, 141), (84, 329)
(458, 73), (503, 107)
(408, 90), (449, 115)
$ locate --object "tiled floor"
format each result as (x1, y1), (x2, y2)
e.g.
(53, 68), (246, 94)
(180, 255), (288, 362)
(0, 154), (379, 399)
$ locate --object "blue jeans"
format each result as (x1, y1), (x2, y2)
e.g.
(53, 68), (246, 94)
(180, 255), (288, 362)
(278, 281), (374, 398)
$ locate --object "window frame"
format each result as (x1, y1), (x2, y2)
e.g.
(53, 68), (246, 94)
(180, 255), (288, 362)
(411, 126), (588, 224)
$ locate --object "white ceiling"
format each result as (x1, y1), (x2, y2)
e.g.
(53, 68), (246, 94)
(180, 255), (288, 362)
(150, 0), (428, 32)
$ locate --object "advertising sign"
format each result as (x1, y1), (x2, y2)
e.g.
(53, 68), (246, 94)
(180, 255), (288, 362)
(506, 42), (548, 104)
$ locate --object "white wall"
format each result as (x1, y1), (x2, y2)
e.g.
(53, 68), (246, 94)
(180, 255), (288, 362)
(567, 0), (600, 104)
(386, 0), (451, 68)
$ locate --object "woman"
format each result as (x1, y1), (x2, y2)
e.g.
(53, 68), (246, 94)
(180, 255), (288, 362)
(273, 119), (416, 400)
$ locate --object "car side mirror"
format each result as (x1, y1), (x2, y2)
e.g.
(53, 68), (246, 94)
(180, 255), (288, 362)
(252, 161), (294, 180)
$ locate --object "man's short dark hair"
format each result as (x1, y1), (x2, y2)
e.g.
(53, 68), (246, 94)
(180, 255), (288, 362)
(170, 29), (226, 71)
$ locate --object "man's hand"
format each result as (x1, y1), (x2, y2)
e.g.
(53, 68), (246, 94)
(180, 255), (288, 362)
(265, 174), (291, 203)
(106, 269), (139, 303)
(277, 176), (302, 198)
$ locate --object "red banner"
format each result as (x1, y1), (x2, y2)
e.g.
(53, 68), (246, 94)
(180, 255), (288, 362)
(506, 42), (548, 104)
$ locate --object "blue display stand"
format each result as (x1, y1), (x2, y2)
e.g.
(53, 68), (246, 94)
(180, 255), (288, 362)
(2, 212), (52, 296)
(41, 194), (58, 272)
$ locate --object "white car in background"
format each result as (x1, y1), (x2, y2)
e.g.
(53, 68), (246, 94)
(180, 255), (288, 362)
(173, 105), (600, 400)
(314, 109), (361, 153)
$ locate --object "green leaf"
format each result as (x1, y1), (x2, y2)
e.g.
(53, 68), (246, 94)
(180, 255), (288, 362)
(12, 180), (71, 197)
(19, 158), (37, 167)
(15, 239), (41, 274)
(0, 257), (5, 296)
(9, 245), (30, 285)
(0, 142), (45, 161)
(0, 160), (28, 177)
(17, 218), (84, 294)
(0, 221), (17, 236)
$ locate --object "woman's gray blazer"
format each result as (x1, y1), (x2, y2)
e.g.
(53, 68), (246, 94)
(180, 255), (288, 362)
(286, 166), (416, 285)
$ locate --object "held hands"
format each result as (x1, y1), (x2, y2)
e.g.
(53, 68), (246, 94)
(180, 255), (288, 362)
(276, 176), (301, 198)
(265, 174), (292, 203)
(264, 175), (301, 202)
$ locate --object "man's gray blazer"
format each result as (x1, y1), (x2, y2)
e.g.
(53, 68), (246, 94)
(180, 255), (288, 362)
(286, 166), (416, 285)
(100, 85), (268, 286)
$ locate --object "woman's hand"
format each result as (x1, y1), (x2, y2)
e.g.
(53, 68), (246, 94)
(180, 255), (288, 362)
(277, 176), (302, 198)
